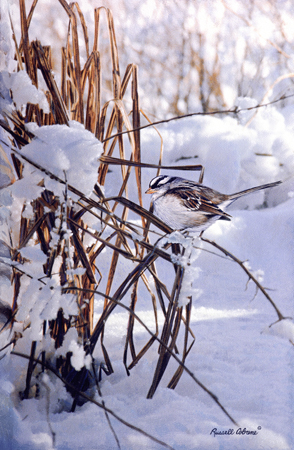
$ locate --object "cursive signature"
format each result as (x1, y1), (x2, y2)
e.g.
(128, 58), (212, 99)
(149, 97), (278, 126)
(210, 426), (261, 437)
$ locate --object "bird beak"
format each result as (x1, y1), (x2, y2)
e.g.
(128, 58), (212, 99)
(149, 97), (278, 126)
(145, 188), (155, 194)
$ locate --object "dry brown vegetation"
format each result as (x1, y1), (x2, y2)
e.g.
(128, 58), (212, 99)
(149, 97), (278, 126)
(1, 0), (205, 411)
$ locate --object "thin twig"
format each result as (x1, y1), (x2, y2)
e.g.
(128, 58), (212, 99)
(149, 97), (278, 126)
(91, 359), (121, 449)
(201, 237), (285, 321)
(102, 93), (294, 143)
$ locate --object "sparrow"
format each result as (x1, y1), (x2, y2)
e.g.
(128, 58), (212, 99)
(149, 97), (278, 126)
(146, 175), (281, 233)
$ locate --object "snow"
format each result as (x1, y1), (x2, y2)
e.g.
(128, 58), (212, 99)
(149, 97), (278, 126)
(1, 122), (292, 450)
(1, 70), (49, 113)
(55, 328), (92, 372)
(1, 1), (294, 450)
(20, 121), (103, 198)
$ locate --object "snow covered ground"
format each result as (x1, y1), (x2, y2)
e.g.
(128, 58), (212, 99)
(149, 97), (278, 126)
(0, 109), (293, 450)
(1, 1), (294, 450)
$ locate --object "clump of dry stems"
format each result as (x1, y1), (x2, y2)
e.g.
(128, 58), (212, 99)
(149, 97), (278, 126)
(1, 0), (202, 409)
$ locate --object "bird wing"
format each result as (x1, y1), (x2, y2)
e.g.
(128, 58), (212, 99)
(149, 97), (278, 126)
(169, 187), (231, 220)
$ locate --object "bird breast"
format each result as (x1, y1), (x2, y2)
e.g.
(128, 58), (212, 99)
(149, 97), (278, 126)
(152, 194), (210, 231)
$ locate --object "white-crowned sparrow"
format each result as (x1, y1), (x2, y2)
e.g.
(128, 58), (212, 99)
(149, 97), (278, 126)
(146, 175), (281, 233)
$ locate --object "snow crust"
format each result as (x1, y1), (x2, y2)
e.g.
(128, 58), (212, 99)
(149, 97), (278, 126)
(1, 70), (49, 112)
(21, 121), (103, 198)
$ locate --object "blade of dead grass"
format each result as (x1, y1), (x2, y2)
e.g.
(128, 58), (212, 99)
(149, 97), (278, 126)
(32, 41), (69, 124)
(167, 299), (195, 389)
(71, 2), (90, 58)
(18, 0), (38, 54)
(123, 277), (159, 374)
(84, 51), (101, 135)
(69, 221), (97, 284)
(19, 0), (35, 82)
(100, 155), (203, 172)
(131, 65), (142, 206)
(9, 12), (23, 70)
(22, 341), (37, 399)
(59, 0), (83, 122)
(147, 264), (184, 398)
(107, 9), (121, 100)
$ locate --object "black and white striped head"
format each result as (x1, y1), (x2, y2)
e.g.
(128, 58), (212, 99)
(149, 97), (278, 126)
(146, 175), (180, 195)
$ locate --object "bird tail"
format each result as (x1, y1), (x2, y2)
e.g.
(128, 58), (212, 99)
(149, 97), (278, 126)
(228, 180), (282, 200)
